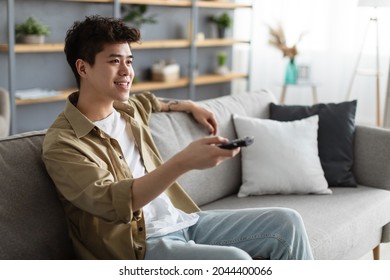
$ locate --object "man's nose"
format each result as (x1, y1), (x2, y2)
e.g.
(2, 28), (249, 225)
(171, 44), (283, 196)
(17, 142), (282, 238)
(119, 63), (131, 76)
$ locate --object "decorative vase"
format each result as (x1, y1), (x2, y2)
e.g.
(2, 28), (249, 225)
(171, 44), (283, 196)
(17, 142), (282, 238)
(284, 59), (298, 84)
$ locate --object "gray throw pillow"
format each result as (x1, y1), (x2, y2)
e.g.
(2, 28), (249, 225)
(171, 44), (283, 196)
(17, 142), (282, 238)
(270, 100), (357, 187)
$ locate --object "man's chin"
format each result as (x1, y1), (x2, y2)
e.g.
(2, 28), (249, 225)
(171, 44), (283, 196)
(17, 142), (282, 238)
(116, 91), (130, 102)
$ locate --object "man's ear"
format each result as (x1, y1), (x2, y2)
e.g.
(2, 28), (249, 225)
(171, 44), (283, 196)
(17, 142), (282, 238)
(76, 59), (87, 77)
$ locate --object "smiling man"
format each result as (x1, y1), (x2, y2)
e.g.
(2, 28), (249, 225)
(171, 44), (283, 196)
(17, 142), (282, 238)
(42, 15), (313, 260)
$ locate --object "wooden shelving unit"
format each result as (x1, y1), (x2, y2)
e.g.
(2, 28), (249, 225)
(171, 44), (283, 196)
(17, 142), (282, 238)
(197, 0), (251, 9)
(4, 0), (253, 133)
(121, 0), (191, 7)
(0, 43), (64, 53)
(132, 77), (189, 92)
(195, 72), (247, 85)
(0, 38), (248, 53)
(195, 38), (249, 47)
(65, 0), (114, 2)
(15, 72), (247, 105)
(67, 0), (252, 8)
(15, 89), (75, 106)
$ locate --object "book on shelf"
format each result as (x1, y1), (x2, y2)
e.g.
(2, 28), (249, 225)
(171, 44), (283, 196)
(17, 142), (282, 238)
(15, 88), (60, 100)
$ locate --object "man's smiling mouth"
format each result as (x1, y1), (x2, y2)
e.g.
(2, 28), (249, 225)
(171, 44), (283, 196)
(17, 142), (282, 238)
(114, 81), (130, 86)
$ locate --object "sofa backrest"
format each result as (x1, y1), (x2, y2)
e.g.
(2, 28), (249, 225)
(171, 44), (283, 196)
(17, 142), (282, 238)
(150, 90), (275, 206)
(0, 131), (75, 259)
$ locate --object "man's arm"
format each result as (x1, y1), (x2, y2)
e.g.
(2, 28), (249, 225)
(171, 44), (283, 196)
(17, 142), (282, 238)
(131, 136), (239, 210)
(160, 99), (218, 135)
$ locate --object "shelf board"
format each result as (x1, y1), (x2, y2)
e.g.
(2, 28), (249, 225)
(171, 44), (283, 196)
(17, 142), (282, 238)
(72, 0), (255, 8)
(15, 79), (190, 105)
(132, 77), (189, 92)
(1, 41), (189, 53)
(63, 0), (252, 8)
(63, 0), (114, 3)
(16, 89), (74, 105)
(195, 72), (247, 85)
(1, 38), (247, 53)
(196, 38), (249, 47)
(133, 39), (190, 49)
(15, 73), (245, 105)
(121, 0), (191, 6)
(197, 1), (252, 9)
(0, 43), (64, 53)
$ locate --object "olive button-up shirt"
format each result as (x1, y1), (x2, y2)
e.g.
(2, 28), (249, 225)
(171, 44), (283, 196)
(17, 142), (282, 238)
(42, 92), (199, 260)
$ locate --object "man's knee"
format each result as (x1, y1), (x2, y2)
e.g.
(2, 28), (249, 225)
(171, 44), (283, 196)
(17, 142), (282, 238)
(273, 208), (305, 230)
(272, 208), (313, 260)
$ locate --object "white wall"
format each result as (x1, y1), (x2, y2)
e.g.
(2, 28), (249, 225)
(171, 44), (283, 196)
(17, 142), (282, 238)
(235, 0), (390, 127)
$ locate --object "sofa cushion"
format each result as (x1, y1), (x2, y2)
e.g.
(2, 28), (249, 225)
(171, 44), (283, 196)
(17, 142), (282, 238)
(0, 131), (75, 259)
(233, 114), (330, 196)
(201, 186), (390, 260)
(270, 100), (357, 187)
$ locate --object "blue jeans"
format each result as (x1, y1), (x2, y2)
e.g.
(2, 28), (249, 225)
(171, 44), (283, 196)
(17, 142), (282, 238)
(145, 208), (314, 260)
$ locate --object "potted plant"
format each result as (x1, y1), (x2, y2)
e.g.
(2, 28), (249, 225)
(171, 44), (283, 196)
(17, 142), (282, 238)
(215, 51), (229, 75)
(121, 4), (157, 28)
(209, 12), (232, 38)
(15, 16), (50, 44)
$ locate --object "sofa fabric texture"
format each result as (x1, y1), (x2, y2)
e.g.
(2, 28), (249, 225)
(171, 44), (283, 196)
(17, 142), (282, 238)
(0, 132), (75, 259)
(1, 91), (390, 260)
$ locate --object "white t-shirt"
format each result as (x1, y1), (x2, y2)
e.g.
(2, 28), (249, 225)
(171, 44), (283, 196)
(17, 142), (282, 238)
(94, 109), (199, 239)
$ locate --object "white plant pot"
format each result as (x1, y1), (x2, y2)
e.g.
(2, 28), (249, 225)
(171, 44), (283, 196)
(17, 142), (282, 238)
(20, 35), (45, 44)
(215, 65), (229, 75)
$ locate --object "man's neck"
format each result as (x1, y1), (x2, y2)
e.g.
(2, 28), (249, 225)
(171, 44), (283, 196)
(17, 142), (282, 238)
(76, 90), (114, 122)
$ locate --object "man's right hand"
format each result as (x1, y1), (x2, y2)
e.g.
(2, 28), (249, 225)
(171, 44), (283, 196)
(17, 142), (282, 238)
(175, 136), (240, 172)
(131, 136), (239, 210)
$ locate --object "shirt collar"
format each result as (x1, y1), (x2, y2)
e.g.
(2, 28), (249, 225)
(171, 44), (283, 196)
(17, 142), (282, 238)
(64, 92), (95, 138)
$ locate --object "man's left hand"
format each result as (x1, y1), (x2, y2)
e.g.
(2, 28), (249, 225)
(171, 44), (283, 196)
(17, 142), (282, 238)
(190, 104), (218, 135)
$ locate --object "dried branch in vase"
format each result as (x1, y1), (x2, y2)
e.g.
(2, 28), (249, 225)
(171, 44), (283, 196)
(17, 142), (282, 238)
(267, 23), (305, 60)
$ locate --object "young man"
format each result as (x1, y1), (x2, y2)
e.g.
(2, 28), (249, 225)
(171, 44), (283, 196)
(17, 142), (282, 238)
(42, 15), (313, 260)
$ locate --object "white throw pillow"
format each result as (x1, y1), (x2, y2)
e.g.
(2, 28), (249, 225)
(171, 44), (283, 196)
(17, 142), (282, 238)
(233, 114), (331, 197)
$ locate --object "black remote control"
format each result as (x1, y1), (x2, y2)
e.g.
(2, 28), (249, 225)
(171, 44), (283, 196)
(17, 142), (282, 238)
(218, 136), (254, 150)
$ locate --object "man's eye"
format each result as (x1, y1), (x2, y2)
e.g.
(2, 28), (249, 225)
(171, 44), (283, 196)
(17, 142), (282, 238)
(111, 59), (120, 63)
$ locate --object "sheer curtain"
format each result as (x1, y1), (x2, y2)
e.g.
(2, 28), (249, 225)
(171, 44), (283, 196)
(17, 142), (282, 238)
(235, 0), (390, 127)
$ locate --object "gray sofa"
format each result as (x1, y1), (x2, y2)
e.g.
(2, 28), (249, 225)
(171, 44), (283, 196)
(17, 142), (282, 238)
(1, 91), (390, 260)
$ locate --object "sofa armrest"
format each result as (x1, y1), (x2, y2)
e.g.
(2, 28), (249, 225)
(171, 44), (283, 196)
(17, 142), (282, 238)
(353, 125), (390, 190)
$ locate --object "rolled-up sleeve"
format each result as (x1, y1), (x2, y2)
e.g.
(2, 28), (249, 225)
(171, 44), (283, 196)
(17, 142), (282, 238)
(130, 92), (161, 120)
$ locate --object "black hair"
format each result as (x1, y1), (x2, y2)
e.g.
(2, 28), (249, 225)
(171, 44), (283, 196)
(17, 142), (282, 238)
(64, 15), (140, 87)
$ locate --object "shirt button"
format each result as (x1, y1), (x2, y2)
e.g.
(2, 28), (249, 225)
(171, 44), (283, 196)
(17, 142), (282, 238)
(138, 227), (143, 232)
(119, 155), (123, 159)
(137, 246), (143, 251)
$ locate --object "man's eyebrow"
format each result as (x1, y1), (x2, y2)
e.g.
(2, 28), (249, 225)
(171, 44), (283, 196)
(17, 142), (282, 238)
(108, 54), (133, 58)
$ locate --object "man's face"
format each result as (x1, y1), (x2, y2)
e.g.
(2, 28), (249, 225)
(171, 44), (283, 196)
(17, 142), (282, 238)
(82, 43), (135, 102)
